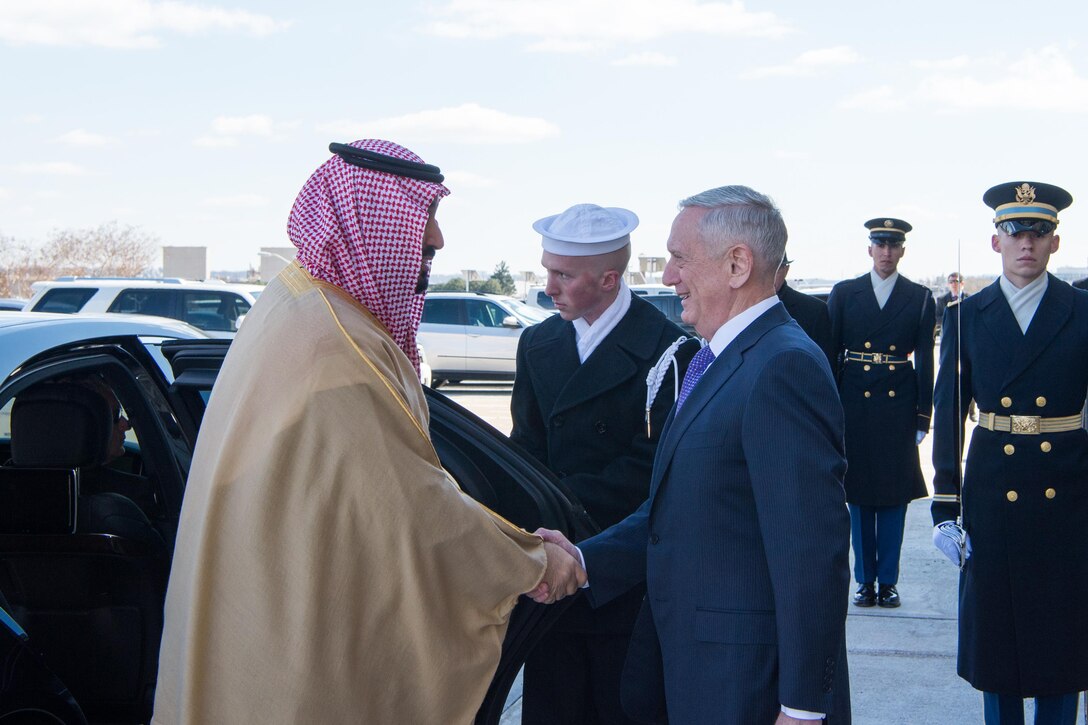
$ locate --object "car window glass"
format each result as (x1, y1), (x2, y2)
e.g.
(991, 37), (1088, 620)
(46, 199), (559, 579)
(181, 292), (250, 332)
(33, 288), (97, 313)
(422, 298), (464, 325)
(108, 289), (175, 317)
(0, 398), (10, 439)
(466, 300), (505, 328)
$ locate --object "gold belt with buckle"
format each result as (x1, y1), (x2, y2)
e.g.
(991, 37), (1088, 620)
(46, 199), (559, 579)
(845, 350), (908, 365)
(977, 411), (1082, 435)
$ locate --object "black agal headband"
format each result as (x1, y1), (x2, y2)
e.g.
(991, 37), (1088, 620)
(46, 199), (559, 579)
(329, 143), (444, 184)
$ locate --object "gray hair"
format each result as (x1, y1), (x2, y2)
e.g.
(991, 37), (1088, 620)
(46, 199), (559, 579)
(678, 186), (788, 272)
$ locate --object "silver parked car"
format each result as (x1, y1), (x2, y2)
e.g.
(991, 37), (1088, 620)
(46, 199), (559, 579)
(417, 292), (547, 387)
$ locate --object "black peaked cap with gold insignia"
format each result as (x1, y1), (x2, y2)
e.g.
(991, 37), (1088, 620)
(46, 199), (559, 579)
(864, 217), (912, 243)
(983, 181), (1072, 225)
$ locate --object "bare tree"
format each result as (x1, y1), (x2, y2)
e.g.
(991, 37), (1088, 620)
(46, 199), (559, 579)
(0, 235), (43, 299)
(38, 222), (158, 278)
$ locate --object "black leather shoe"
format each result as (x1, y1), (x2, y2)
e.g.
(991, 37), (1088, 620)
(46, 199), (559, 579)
(878, 584), (901, 608)
(853, 583), (876, 607)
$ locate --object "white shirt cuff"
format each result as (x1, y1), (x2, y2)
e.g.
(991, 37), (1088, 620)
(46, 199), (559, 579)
(575, 545), (589, 588)
(782, 705), (825, 720)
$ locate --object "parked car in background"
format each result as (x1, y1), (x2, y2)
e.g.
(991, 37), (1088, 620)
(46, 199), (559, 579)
(0, 299), (27, 311)
(0, 315), (593, 725)
(417, 292), (547, 387)
(23, 278), (264, 338)
(523, 285), (554, 311)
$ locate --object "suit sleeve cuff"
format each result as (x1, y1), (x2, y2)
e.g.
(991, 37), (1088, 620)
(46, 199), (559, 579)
(782, 705), (825, 720)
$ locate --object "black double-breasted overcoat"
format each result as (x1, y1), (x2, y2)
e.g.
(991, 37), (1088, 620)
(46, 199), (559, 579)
(828, 274), (935, 506)
(932, 275), (1088, 696)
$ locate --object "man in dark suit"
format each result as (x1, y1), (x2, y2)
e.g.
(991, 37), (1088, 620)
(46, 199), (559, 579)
(775, 255), (835, 367)
(827, 218), (935, 609)
(540, 186), (851, 723)
(935, 272), (969, 338)
(512, 203), (694, 725)
(932, 181), (1087, 725)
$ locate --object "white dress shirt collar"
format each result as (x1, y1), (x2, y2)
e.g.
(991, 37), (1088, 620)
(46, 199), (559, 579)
(572, 280), (631, 363)
(999, 272), (1048, 334)
(869, 269), (899, 310)
(705, 295), (780, 359)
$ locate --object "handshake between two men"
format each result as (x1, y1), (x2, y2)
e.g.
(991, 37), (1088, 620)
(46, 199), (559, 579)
(526, 529), (584, 604)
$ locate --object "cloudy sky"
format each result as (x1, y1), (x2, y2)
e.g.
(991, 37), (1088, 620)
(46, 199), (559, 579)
(2, 0), (1088, 284)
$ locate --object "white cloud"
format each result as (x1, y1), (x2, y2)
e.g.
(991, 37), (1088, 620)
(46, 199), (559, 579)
(845, 47), (1088, 114)
(318, 103), (560, 145)
(441, 170), (496, 188)
(0, 0), (290, 49)
(202, 194), (268, 208)
(612, 51), (678, 68)
(917, 47), (1088, 112)
(773, 149), (810, 161)
(743, 45), (860, 79)
(194, 115), (297, 147)
(424, 0), (791, 52)
(0, 187), (9, 199)
(55, 129), (113, 147)
(11, 162), (90, 176)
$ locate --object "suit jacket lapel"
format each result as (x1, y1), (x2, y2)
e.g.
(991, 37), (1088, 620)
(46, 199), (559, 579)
(648, 303), (790, 502)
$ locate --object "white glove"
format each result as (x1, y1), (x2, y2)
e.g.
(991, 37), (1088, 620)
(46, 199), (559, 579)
(916, 430), (927, 445)
(933, 522), (971, 567)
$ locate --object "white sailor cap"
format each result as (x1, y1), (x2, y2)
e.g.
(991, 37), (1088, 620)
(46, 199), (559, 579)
(533, 203), (639, 256)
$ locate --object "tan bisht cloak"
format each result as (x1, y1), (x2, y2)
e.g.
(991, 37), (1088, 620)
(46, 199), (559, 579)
(153, 263), (546, 724)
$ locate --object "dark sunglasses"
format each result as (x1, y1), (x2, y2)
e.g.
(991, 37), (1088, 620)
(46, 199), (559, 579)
(999, 220), (1056, 237)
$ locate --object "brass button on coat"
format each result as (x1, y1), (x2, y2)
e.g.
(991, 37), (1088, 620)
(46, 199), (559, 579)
(889, 345), (897, 352)
(1046, 488), (1057, 499)
(1003, 444), (1015, 455)
(1036, 396), (1047, 407)
(1041, 441), (1052, 453)
(864, 391), (871, 398)
(863, 364), (871, 371)
(1006, 490), (1019, 502)
(1001, 397), (1013, 408)
(888, 390), (896, 398)
(889, 364), (896, 371)
(864, 342), (872, 349)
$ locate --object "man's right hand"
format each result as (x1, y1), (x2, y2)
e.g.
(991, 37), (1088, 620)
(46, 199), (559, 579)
(526, 540), (586, 604)
(933, 522), (971, 567)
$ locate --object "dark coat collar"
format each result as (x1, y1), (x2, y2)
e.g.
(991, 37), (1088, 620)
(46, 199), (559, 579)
(975, 273), (1074, 387)
(524, 293), (682, 416)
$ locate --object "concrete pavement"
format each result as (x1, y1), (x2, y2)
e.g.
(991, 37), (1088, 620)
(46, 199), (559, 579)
(443, 385), (1045, 724)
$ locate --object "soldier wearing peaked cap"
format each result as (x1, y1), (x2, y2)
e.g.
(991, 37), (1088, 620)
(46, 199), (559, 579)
(931, 181), (1087, 725)
(828, 217), (936, 610)
(512, 203), (697, 725)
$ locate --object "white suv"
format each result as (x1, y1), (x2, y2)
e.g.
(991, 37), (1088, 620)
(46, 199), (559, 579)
(24, 278), (263, 339)
(417, 292), (548, 387)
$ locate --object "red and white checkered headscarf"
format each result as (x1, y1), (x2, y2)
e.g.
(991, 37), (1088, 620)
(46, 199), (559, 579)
(288, 139), (450, 371)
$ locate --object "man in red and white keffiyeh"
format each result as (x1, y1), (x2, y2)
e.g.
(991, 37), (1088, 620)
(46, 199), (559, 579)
(288, 139), (450, 371)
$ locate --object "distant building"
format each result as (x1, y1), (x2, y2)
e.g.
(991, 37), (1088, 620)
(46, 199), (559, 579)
(259, 247), (297, 282)
(1054, 266), (1088, 283)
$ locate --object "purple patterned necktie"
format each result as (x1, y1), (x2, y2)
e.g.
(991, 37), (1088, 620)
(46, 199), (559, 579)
(677, 345), (716, 409)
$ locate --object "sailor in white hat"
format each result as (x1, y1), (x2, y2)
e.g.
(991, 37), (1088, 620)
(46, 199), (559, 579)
(513, 203), (696, 725)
